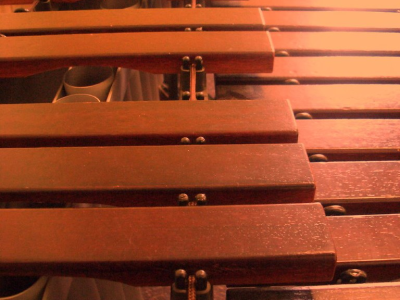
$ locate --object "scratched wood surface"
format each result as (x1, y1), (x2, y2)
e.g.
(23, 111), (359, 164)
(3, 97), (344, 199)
(0, 203), (336, 286)
(0, 8), (265, 35)
(298, 119), (400, 161)
(216, 85), (400, 119)
(227, 282), (400, 300)
(211, 0), (400, 12)
(216, 57), (400, 85)
(0, 31), (273, 77)
(0, 100), (297, 147)
(271, 32), (400, 56)
(312, 161), (400, 214)
(0, 144), (315, 205)
(329, 214), (400, 282)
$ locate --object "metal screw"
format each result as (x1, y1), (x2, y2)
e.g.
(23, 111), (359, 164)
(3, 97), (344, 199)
(182, 91), (191, 100)
(195, 194), (207, 205)
(195, 270), (208, 291)
(324, 205), (346, 216)
(295, 112), (313, 119)
(338, 269), (367, 284)
(180, 137), (191, 145)
(309, 154), (328, 162)
(175, 269), (188, 290)
(178, 193), (189, 206)
(195, 137), (206, 144)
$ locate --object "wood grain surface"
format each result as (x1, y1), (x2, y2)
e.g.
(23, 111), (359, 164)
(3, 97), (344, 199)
(0, 144), (315, 205)
(0, 8), (265, 35)
(312, 161), (400, 214)
(0, 100), (297, 147)
(227, 282), (400, 300)
(211, 0), (400, 12)
(216, 57), (400, 84)
(329, 214), (400, 282)
(298, 119), (400, 161)
(0, 203), (336, 286)
(0, 31), (274, 77)
(216, 84), (400, 119)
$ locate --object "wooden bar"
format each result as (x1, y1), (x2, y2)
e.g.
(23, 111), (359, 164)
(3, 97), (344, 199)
(298, 119), (400, 161)
(0, 144), (315, 206)
(0, 31), (274, 77)
(312, 161), (400, 214)
(0, 203), (336, 286)
(262, 11), (400, 32)
(227, 282), (400, 300)
(0, 8), (265, 35)
(216, 57), (400, 84)
(211, 0), (400, 12)
(215, 85), (400, 119)
(0, 100), (297, 147)
(329, 214), (400, 282)
(271, 32), (400, 56)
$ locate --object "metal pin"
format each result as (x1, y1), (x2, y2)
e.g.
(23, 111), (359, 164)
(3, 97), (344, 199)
(175, 269), (188, 290)
(182, 56), (191, 71)
(195, 56), (204, 71)
(324, 205), (347, 216)
(309, 154), (328, 163)
(178, 194), (189, 206)
(195, 136), (206, 144)
(195, 270), (208, 291)
(295, 112), (313, 120)
(182, 91), (191, 100)
(338, 269), (367, 284)
(180, 137), (191, 145)
(196, 92), (205, 100)
(195, 194), (207, 206)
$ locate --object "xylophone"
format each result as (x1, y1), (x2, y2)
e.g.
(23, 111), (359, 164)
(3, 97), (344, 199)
(0, 0), (399, 299)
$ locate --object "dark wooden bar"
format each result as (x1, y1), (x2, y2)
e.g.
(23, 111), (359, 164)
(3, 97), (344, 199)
(0, 31), (273, 77)
(0, 100), (297, 147)
(0, 203), (336, 286)
(211, 0), (400, 12)
(0, 8), (265, 35)
(227, 282), (400, 300)
(312, 161), (400, 214)
(0, 144), (315, 206)
(216, 85), (400, 119)
(329, 214), (400, 282)
(216, 57), (400, 85)
(298, 119), (400, 161)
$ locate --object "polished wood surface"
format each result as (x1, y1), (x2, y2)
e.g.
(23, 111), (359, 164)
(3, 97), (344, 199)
(212, 0), (400, 12)
(312, 161), (400, 214)
(298, 119), (400, 160)
(329, 214), (400, 281)
(227, 282), (400, 300)
(0, 8), (265, 35)
(0, 100), (297, 147)
(0, 144), (315, 205)
(0, 203), (336, 286)
(216, 85), (400, 118)
(217, 57), (400, 84)
(0, 31), (273, 77)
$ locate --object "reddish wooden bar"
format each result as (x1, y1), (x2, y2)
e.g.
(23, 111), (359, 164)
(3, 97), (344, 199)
(216, 85), (400, 119)
(0, 144), (315, 206)
(0, 203), (336, 286)
(0, 100), (297, 147)
(312, 161), (400, 214)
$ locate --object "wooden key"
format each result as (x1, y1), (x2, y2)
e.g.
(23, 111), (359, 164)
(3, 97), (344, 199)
(227, 282), (400, 300)
(0, 144), (315, 206)
(261, 11), (400, 32)
(211, 0), (400, 12)
(0, 100), (297, 147)
(298, 119), (400, 161)
(271, 32), (400, 56)
(312, 161), (400, 214)
(0, 8), (266, 35)
(215, 84), (400, 119)
(0, 203), (336, 286)
(216, 57), (400, 84)
(329, 214), (400, 282)
(0, 31), (273, 77)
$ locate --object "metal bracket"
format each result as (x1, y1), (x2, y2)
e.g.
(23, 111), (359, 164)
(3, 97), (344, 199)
(179, 56), (207, 100)
(171, 270), (213, 300)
